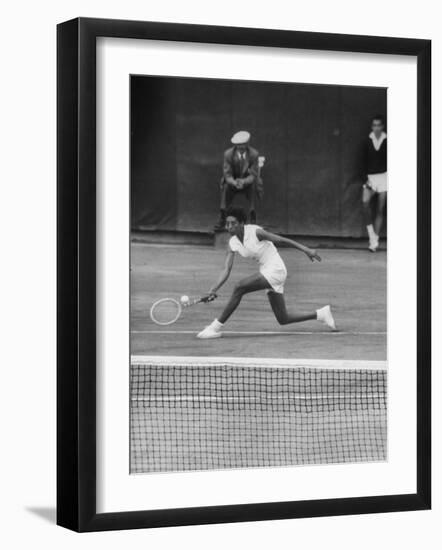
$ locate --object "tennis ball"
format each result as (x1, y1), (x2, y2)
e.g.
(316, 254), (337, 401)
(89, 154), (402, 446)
(180, 295), (190, 305)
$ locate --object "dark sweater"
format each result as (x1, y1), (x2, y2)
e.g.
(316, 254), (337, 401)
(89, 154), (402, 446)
(365, 135), (387, 175)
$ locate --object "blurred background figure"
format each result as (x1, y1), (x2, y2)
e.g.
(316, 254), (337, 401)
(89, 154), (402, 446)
(215, 131), (264, 230)
(362, 115), (387, 252)
(131, 77), (387, 243)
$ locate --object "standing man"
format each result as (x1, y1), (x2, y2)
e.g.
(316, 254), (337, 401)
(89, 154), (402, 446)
(215, 130), (263, 230)
(362, 115), (387, 252)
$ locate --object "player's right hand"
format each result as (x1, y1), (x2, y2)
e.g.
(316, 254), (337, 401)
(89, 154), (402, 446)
(201, 293), (217, 303)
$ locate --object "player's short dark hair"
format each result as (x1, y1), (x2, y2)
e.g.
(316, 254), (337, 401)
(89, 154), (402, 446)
(225, 206), (247, 223)
(372, 114), (385, 125)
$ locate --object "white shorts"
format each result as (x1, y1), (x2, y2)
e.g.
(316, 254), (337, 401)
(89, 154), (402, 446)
(259, 259), (288, 294)
(367, 172), (388, 193)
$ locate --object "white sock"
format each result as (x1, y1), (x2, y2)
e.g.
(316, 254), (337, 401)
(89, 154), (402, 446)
(316, 308), (323, 322)
(366, 224), (376, 240)
(210, 319), (223, 330)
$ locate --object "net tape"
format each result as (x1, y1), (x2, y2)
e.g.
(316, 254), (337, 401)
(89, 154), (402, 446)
(130, 362), (387, 473)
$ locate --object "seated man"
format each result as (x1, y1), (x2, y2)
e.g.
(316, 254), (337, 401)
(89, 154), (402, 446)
(215, 130), (263, 229)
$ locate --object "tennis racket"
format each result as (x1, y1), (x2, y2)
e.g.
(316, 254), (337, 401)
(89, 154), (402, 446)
(149, 294), (217, 326)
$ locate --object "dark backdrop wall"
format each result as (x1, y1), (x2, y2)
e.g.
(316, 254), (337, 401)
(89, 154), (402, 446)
(131, 76), (386, 238)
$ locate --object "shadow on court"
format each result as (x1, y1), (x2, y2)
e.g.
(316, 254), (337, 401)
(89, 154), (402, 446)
(25, 507), (56, 524)
(131, 244), (386, 360)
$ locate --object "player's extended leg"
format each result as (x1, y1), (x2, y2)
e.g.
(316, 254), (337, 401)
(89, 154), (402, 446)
(362, 185), (374, 225)
(374, 191), (387, 238)
(266, 291), (316, 324)
(218, 273), (270, 323)
(362, 185), (377, 251)
(197, 273), (270, 338)
(267, 291), (337, 330)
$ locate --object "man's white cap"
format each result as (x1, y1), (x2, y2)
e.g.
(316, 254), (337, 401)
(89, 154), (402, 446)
(231, 130), (251, 145)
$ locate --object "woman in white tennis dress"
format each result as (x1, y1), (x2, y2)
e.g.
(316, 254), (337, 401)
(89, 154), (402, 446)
(197, 207), (336, 339)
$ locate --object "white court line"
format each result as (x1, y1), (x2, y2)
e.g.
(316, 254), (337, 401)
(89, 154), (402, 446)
(132, 394), (384, 402)
(131, 355), (387, 370)
(131, 330), (386, 336)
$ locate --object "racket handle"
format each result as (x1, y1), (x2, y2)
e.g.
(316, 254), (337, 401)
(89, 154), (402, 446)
(199, 293), (217, 304)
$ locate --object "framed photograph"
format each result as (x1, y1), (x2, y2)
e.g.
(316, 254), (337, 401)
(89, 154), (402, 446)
(57, 17), (431, 532)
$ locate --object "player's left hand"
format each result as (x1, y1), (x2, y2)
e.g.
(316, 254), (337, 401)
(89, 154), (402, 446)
(306, 248), (321, 262)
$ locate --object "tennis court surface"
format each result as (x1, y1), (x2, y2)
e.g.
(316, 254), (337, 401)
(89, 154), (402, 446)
(131, 244), (387, 360)
(130, 244), (387, 474)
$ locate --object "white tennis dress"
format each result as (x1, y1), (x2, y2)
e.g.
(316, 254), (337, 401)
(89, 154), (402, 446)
(229, 224), (287, 293)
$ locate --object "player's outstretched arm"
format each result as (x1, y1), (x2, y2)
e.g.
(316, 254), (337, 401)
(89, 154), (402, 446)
(256, 228), (321, 262)
(203, 250), (235, 299)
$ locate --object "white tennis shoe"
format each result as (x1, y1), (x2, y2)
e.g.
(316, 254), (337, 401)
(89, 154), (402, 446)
(368, 235), (379, 252)
(316, 305), (337, 331)
(197, 319), (223, 339)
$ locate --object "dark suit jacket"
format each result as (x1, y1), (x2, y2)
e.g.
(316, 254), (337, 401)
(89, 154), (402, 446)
(220, 146), (263, 198)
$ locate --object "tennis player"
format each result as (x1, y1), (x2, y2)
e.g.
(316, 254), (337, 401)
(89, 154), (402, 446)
(362, 114), (387, 252)
(197, 207), (336, 339)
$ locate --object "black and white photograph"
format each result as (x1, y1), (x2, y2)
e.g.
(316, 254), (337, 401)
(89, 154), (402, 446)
(129, 75), (388, 474)
(0, 0), (436, 541)
(53, 14), (431, 534)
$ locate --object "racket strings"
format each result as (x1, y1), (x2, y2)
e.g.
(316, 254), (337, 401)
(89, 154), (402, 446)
(150, 294), (214, 325)
(150, 298), (181, 325)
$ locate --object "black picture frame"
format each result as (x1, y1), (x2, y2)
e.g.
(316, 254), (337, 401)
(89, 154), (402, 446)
(57, 17), (431, 532)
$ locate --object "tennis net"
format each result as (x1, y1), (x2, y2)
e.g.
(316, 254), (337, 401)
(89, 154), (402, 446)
(130, 357), (387, 474)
